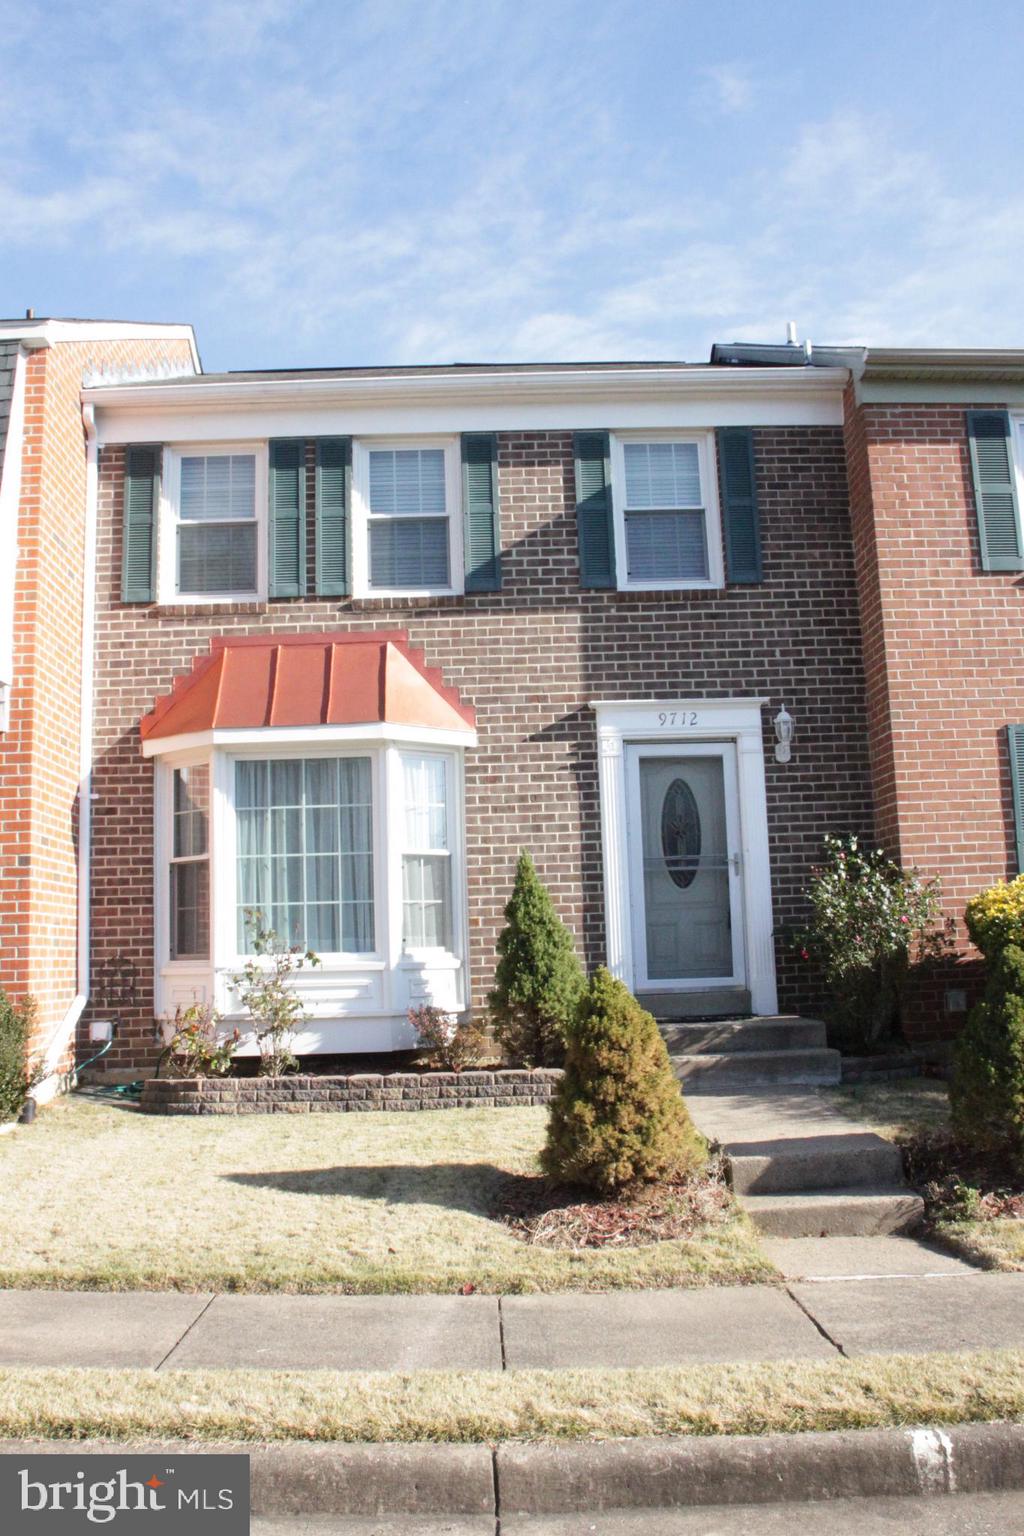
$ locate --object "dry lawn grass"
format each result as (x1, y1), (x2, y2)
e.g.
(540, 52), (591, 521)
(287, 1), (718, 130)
(0, 1352), (1021, 1442)
(830, 1076), (951, 1138)
(0, 1096), (769, 1293)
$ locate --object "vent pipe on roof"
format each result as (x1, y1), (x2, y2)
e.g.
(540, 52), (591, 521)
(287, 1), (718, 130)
(786, 321), (798, 346)
(24, 308), (34, 320)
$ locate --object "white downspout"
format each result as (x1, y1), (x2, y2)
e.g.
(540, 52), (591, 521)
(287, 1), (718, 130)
(33, 401), (98, 1100)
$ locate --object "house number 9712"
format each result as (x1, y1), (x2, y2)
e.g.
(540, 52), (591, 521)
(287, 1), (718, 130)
(657, 711), (698, 727)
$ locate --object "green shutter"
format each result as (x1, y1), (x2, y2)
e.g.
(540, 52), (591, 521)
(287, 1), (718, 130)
(121, 445), (160, 603)
(462, 433), (501, 591)
(1009, 726), (1024, 874)
(968, 411), (1023, 571)
(268, 439), (306, 598)
(717, 427), (763, 583)
(574, 431), (615, 588)
(315, 437), (350, 596)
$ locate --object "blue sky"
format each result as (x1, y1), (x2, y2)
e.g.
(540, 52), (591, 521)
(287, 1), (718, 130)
(0, 0), (1019, 371)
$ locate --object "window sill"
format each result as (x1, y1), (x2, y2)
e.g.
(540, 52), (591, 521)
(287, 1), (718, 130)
(222, 956), (387, 971)
(616, 580), (723, 594)
(154, 600), (270, 617)
(355, 589), (462, 602)
(399, 951), (462, 969)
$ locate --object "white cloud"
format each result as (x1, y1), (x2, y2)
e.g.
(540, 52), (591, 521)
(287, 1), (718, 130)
(702, 63), (754, 115)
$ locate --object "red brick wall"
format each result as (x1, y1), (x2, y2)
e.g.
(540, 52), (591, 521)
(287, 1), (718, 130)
(844, 392), (1023, 1036)
(88, 424), (873, 1070)
(0, 336), (193, 1071)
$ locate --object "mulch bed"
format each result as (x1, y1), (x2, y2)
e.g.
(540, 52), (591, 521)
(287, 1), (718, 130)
(902, 1129), (1024, 1223)
(492, 1156), (733, 1249)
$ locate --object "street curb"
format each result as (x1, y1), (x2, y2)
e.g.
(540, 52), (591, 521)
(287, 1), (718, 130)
(496, 1422), (1024, 1513)
(0, 1440), (496, 1517)
(2, 1423), (1023, 1516)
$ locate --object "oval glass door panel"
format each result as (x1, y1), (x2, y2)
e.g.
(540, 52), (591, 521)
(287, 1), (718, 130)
(640, 756), (731, 980)
(661, 778), (701, 889)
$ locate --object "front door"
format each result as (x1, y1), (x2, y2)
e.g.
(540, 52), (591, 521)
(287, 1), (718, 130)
(625, 743), (745, 991)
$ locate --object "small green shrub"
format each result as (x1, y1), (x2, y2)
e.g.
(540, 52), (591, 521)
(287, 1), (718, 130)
(541, 967), (706, 1194)
(965, 875), (1024, 959)
(488, 851), (586, 1067)
(409, 1005), (487, 1072)
(951, 941), (1024, 1157)
(0, 990), (39, 1123)
(798, 833), (947, 1050)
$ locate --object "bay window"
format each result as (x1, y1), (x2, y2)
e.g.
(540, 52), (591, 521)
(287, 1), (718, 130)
(401, 753), (452, 950)
(170, 765), (210, 959)
(235, 757), (375, 954)
(155, 740), (467, 1043)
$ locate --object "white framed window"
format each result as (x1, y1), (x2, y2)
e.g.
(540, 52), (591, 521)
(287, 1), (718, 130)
(1013, 414), (1024, 499)
(234, 756), (375, 956)
(610, 432), (724, 591)
(351, 439), (463, 598)
(169, 764), (210, 959)
(400, 752), (453, 950)
(159, 444), (268, 603)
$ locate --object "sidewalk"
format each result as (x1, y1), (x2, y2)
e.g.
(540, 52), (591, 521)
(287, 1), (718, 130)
(2, 1260), (1022, 1372)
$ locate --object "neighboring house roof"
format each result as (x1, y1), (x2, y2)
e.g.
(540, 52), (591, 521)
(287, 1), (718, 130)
(0, 317), (202, 373)
(140, 631), (476, 742)
(103, 360), (696, 387)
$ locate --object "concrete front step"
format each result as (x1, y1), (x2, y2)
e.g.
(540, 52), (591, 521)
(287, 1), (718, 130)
(638, 987), (751, 1020)
(661, 1017), (827, 1055)
(672, 1048), (842, 1091)
(727, 1132), (904, 1194)
(742, 1188), (925, 1238)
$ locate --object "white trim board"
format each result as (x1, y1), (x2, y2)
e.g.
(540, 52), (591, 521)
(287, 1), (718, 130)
(0, 321), (200, 371)
(593, 698), (778, 1015)
(92, 390), (845, 447)
(143, 722), (478, 760)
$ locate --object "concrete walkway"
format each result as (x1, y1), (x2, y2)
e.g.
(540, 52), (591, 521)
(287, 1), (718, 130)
(2, 1265), (1023, 1371)
(690, 1089), (926, 1236)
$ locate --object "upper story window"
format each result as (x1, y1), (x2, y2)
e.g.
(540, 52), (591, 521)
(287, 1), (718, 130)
(351, 439), (463, 598)
(159, 445), (267, 603)
(610, 432), (723, 591)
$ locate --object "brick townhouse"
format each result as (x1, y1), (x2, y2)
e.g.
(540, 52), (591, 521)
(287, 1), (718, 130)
(2, 322), (1023, 1081)
(0, 317), (198, 1096)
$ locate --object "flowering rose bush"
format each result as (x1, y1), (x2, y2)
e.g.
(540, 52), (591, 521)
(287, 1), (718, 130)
(798, 834), (947, 1049)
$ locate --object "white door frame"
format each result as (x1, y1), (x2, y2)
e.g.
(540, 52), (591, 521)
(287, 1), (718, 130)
(592, 698), (778, 1015)
(625, 741), (745, 991)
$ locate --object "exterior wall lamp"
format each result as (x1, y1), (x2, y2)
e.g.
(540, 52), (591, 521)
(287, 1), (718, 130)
(774, 704), (794, 764)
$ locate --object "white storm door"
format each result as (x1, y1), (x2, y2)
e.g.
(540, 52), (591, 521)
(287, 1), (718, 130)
(625, 743), (745, 991)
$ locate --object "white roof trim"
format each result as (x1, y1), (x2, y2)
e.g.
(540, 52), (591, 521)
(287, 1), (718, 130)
(84, 364), (849, 412)
(142, 721), (478, 759)
(0, 321), (200, 372)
